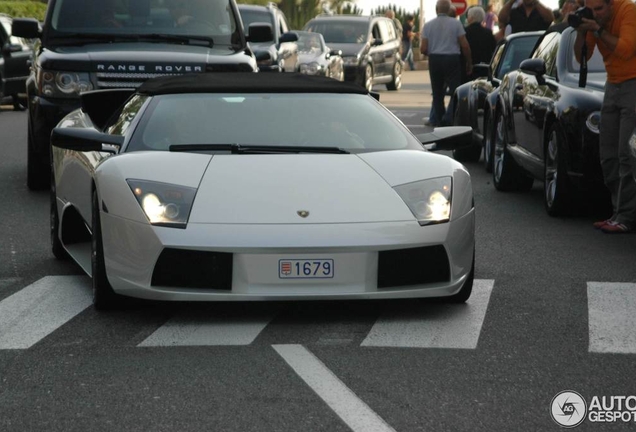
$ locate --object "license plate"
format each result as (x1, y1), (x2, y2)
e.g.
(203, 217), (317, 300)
(278, 259), (334, 279)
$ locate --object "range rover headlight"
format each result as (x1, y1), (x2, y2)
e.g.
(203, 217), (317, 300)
(40, 70), (93, 97)
(394, 177), (452, 226)
(127, 179), (197, 228)
(586, 111), (600, 134)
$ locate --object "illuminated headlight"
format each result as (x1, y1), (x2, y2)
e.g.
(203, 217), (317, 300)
(586, 111), (600, 134)
(40, 70), (93, 97)
(299, 62), (322, 75)
(127, 179), (197, 228)
(343, 56), (359, 66)
(394, 177), (452, 226)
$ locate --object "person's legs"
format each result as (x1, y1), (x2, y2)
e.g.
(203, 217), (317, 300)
(428, 55), (446, 127)
(611, 79), (636, 228)
(598, 83), (620, 220)
(441, 55), (461, 126)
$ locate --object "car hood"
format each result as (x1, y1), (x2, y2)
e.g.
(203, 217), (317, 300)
(98, 150), (466, 225)
(38, 43), (255, 71)
(325, 43), (366, 57)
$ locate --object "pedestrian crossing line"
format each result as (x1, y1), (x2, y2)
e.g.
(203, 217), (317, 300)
(0, 276), (92, 350)
(138, 305), (280, 347)
(273, 344), (396, 432)
(360, 279), (495, 349)
(588, 282), (636, 354)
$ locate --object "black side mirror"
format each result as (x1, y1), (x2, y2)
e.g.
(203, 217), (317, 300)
(329, 49), (342, 57)
(51, 128), (124, 153)
(279, 32), (298, 44)
(519, 58), (547, 85)
(472, 63), (490, 79)
(12, 18), (41, 39)
(247, 23), (273, 43)
(417, 126), (473, 151)
(254, 50), (272, 63)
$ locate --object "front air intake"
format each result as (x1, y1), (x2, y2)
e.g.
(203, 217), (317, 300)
(377, 245), (450, 288)
(151, 249), (232, 290)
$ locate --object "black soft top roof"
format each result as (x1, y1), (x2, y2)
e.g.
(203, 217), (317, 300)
(137, 72), (369, 96)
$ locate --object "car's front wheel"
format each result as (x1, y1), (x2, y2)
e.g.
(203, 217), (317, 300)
(452, 100), (482, 162)
(483, 111), (495, 173)
(364, 64), (373, 92)
(386, 61), (402, 91)
(91, 190), (123, 310)
(492, 111), (533, 192)
(544, 124), (575, 216)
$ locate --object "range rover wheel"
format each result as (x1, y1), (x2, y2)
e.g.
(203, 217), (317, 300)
(492, 111), (533, 192)
(26, 123), (49, 191)
(544, 124), (574, 216)
(386, 61), (402, 91)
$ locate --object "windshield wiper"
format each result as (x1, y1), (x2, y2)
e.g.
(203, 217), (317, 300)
(169, 144), (349, 154)
(140, 33), (214, 47)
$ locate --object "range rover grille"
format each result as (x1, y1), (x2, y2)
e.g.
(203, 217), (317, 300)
(95, 72), (181, 89)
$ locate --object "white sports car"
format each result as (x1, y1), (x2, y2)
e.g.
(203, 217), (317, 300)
(50, 73), (475, 309)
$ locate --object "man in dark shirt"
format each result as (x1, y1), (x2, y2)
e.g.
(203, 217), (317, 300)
(498, 0), (554, 33)
(464, 6), (497, 80)
(402, 15), (416, 70)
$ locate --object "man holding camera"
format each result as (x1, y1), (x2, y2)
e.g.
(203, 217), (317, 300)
(574, 0), (636, 233)
(498, 0), (554, 33)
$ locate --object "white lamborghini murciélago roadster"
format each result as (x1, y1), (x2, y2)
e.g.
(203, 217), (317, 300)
(50, 73), (475, 309)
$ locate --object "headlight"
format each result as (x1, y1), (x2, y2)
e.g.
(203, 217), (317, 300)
(40, 70), (93, 98)
(343, 56), (359, 66)
(586, 111), (600, 134)
(127, 179), (197, 228)
(394, 177), (452, 226)
(299, 62), (322, 75)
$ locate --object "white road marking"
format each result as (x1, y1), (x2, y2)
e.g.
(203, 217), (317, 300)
(0, 276), (92, 349)
(138, 306), (278, 347)
(273, 344), (396, 432)
(361, 279), (495, 349)
(588, 282), (636, 354)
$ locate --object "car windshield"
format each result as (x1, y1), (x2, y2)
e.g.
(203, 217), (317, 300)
(48, 0), (240, 46)
(297, 33), (323, 53)
(239, 9), (275, 41)
(304, 21), (368, 44)
(495, 36), (540, 79)
(128, 93), (423, 153)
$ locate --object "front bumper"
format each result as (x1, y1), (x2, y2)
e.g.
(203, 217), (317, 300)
(101, 210), (475, 301)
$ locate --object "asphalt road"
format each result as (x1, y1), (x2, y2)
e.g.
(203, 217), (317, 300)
(1, 73), (636, 432)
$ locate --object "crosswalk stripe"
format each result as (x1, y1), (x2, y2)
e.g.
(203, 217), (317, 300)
(138, 306), (280, 347)
(0, 276), (92, 349)
(588, 282), (636, 354)
(273, 344), (396, 432)
(360, 279), (495, 349)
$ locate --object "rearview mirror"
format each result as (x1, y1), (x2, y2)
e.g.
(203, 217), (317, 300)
(417, 126), (473, 151)
(51, 128), (124, 153)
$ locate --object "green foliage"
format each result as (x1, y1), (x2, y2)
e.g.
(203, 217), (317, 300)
(0, 1), (47, 20)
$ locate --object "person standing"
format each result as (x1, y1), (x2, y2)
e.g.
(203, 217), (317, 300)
(421, 0), (472, 127)
(574, 0), (636, 233)
(465, 7), (497, 80)
(402, 15), (416, 71)
(484, 4), (499, 30)
(498, 0), (554, 33)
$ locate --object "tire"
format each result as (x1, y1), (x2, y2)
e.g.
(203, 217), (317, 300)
(91, 190), (122, 310)
(544, 125), (575, 217)
(483, 112), (495, 173)
(26, 120), (49, 191)
(364, 64), (373, 92)
(452, 101), (482, 162)
(50, 172), (68, 260)
(12, 95), (26, 111)
(386, 61), (402, 91)
(492, 111), (534, 192)
(447, 251), (474, 303)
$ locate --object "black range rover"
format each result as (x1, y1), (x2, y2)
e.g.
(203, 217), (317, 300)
(13, 0), (271, 190)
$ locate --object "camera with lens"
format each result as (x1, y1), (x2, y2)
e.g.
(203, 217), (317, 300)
(568, 6), (594, 28)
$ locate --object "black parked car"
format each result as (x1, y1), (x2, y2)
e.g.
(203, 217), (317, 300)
(452, 31), (542, 167)
(0, 14), (32, 110)
(238, 3), (298, 72)
(303, 14), (402, 91)
(296, 31), (343, 81)
(492, 27), (608, 216)
(12, 0), (269, 190)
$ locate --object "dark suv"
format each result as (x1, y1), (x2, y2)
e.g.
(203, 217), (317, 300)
(238, 3), (298, 72)
(0, 14), (32, 109)
(13, 0), (272, 190)
(303, 15), (402, 91)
